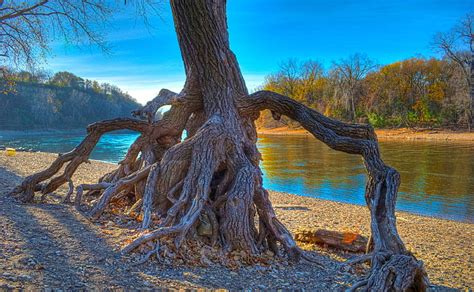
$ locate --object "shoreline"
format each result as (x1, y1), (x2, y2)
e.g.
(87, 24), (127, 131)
(1, 150), (471, 224)
(2, 126), (473, 142)
(257, 126), (474, 142)
(0, 151), (472, 289)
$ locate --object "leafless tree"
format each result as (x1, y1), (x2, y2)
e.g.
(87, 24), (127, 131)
(0, 0), (161, 68)
(331, 53), (377, 122)
(433, 13), (474, 130)
(0, 0), (113, 68)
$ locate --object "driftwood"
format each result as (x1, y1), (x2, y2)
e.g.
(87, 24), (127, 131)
(295, 228), (368, 253)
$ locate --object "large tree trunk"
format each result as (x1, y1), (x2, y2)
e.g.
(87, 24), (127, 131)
(165, 0), (267, 254)
(10, 0), (429, 290)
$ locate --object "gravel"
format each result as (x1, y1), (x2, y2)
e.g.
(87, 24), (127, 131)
(0, 151), (472, 290)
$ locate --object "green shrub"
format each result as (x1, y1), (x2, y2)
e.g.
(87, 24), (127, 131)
(367, 112), (386, 128)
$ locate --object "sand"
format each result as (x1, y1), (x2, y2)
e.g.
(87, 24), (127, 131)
(257, 126), (474, 142)
(0, 151), (472, 290)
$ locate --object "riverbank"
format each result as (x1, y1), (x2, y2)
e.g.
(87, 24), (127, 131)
(258, 126), (474, 141)
(0, 151), (472, 290)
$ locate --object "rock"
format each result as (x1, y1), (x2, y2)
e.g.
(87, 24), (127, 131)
(18, 274), (32, 281)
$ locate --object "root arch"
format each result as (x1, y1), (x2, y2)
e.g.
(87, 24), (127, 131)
(10, 0), (429, 290)
(10, 88), (428, 290)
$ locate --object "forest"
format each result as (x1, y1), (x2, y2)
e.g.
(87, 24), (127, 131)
(0, 70), (140, 130)
(258, 55), (471, 129)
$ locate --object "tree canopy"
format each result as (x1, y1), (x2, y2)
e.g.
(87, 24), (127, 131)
(259, 55), (469, 129)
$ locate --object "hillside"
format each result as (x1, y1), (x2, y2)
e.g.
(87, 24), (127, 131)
(0, 77), (140, 130)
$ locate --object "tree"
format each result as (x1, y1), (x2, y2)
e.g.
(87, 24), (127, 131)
(362, 58), (451, 127)
(433, 13), (474, 130)
(10, 1), (428, 290)
(262, 59), (327, 128)
(0, 0), (112, 68)
(50, 71), (83, 88)
(332, 54), (376, 121)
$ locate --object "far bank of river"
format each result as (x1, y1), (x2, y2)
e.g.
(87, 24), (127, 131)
(2, 126), (473, 142)
(257, 126), (474, 142)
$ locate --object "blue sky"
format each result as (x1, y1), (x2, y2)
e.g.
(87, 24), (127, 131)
(47, 0), (473, 104)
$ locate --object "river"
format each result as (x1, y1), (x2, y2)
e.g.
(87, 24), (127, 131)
(1, 130), (472, 222)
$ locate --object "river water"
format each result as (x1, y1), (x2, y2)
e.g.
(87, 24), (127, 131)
(1, 131), (472, 222)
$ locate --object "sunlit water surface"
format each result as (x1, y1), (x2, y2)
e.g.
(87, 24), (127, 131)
(1, 131), (472, 222)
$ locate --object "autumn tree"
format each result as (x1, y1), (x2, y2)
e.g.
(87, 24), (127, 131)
(259, 56), (466, 128)
(261, 59), (328, 128)
(8, 1), (428, 290)
(362, 58), (451, 127)
(433, 13), (474, 130)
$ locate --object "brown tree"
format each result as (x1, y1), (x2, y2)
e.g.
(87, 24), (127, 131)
(433, 13), (474, 130)
(331, 53), (376, 122)
(9, 1), (428, 290)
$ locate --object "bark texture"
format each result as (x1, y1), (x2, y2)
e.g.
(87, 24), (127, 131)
(10, 0), (428, 290)
(295, 229), (368, 253)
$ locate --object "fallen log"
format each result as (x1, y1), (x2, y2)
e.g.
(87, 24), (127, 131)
(294, 228), (368, 253)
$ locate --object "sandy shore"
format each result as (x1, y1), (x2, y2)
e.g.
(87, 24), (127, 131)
(258, 126), (474, 142)
(0, 151), (472, 290)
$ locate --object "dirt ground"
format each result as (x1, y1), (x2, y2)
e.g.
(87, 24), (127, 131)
(0, 151), (471, 290)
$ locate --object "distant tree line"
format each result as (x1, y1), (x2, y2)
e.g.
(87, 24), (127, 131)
(0, 69), (140, 130)
(258, 55), (468, 129)
(259, 14), (473, 130)
(2, 69), (135, 98)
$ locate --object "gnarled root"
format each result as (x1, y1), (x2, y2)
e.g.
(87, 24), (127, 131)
(119, 113), (320, 266)
(9, 118), (150, 203)
(88, 164), (152, 219)
(357, 253), (428, 291)
(240, 90), (429, 290)
(11, 86), (429, 291)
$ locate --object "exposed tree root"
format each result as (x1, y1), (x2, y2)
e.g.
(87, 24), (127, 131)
(88, 164), (152, 220)
(9, 118), (150, 203)
(240, 90), (429, 290)
(10, 87), (429, 290)
(10, 1), (429, 288)
(345, 253), (373, 266)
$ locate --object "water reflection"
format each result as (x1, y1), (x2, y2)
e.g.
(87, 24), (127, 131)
(0, 130), (140, 163)
(1, 131), (472, 222)
(258, 135), (474, 222)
